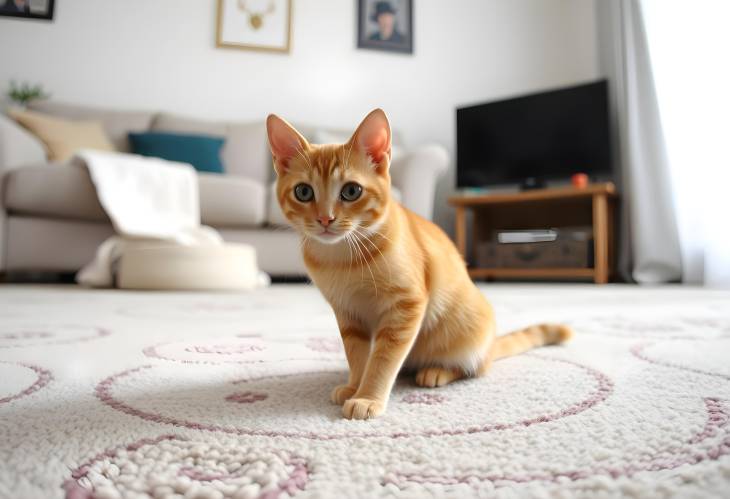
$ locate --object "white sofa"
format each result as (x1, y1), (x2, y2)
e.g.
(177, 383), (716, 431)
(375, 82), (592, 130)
(0, 101), (448, 277)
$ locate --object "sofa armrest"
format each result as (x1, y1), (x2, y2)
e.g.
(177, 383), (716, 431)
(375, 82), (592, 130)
(389, 144), (449, 220)
(0, 114), (47, 272)
(0, 113), (46, 172)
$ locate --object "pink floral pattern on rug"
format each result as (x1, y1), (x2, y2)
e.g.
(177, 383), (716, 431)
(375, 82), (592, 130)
(0, 330), (53, 340)
(116, 300), (281, 319)
(94, 355), (613, 440)
(143, 338), (342, 365)
(401, 392), (447, 405)
(226, 391), (268, 404)
(63, 435), (309, 499)
(0, 362), (52, 405)
(1, 285), (728, 498)
(632, 340), (730, 381)
(383, 397), (730, 490)
(185, 343), (266, 355)
(0, 324), (110, 348)
(304, 337), (342, 353)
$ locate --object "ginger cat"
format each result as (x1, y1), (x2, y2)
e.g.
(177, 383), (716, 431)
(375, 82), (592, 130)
(266, 109), (572, 420)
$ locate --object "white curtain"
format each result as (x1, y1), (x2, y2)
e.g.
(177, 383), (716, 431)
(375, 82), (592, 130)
(598, 0), (682, 284)
(641, 0), (730, 287)
(598, 0), (730, 286)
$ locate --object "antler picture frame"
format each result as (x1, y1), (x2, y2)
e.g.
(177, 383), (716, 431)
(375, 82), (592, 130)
(216, 0), (292, 53)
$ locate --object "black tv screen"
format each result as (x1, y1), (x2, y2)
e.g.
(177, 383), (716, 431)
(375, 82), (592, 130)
(456, 80), (612, 188)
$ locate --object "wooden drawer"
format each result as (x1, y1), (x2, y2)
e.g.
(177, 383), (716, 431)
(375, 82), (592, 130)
(476, 239), (593, 269)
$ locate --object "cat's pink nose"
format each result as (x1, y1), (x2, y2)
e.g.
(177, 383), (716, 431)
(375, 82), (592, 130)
(317, 215), (335, 227)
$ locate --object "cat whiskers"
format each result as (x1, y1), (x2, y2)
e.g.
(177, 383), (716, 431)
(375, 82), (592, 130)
(346, 230), (376, 295)
(345, 233), (365, 281)
(343, 232), (362, 281)
(348, 228), (379, 297)
(344, 232), (365, 283)
(343, 233), (354, 281)
(352, 225), (391, 282)
(270, 223), (296, 234)
(361, 222), (395, 245)
(298, 233), (311, 252)
(295, 147), (314, 170)
(337, 222), (356, 281)
(343, 141), (354, 170)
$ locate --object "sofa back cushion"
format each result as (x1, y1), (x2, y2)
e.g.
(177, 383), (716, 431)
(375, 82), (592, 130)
(9, 108), (115, 161)
(313, 129), (404, 162)
(129, 131), (225, 174)
(153, 115), (404, 185)
(152, 113), (270, 185)
(28, 101), (155, 152)
(295, 123), (404, 148)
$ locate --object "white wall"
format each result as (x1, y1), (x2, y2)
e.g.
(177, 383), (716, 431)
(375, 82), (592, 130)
(0, 0), (598, 231)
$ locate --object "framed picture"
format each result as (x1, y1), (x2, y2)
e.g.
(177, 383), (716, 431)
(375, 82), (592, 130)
(216, 0), (292, 53)
(357, 0), (412, 54)
(0, 0), (54, 21)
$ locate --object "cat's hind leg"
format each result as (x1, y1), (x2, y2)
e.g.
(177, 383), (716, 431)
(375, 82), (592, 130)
(415, 347), (493, 387)
(410, 327), (490, 388)
(415, 366), (463, 387)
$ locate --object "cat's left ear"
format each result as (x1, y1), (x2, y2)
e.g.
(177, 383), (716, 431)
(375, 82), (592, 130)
(349, 108), (391, 173)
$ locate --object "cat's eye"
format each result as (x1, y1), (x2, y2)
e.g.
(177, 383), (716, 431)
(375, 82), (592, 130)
(340, 182), (363, 202)
(294, 183), (314, 202)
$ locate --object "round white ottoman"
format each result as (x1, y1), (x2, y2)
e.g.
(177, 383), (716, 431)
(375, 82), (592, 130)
(117, 243), (264, 291)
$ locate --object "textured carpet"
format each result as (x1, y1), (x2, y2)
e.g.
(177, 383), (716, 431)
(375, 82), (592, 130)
(1, 283), (729, 499)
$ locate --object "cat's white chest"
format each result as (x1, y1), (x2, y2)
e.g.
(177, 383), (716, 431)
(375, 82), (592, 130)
(311, 270), (385, 332)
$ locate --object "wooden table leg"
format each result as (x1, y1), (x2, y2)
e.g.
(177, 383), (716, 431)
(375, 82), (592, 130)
(455, 206), (467, 262)
(607, 198), (615, 280)
(592, 193), (609, 284)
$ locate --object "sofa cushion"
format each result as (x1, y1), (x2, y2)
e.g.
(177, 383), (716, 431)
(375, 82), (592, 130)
(198, 173), (266, 227)
(265, 181), (401, 227)
(152, 113), (270, 185)
(295, 123), (404, 148)
(28, 101), (155, 152)
(4, 163), (109, 222)
(129, 132), (225, 174)
(9, 108), (115, 161)
(5, 164), (266, 228)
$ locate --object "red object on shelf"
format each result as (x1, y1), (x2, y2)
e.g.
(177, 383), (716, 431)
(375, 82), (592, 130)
(571, 173), (589, 188)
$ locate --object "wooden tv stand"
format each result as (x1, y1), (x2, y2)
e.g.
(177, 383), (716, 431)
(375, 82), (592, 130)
(449, 183), (617, 284)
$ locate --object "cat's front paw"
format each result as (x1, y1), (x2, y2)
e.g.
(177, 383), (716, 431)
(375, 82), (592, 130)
(330, 384), (357, 405)
(342, 397), (385, 420)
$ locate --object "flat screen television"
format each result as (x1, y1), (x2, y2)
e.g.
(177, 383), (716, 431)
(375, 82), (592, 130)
(456, 80), (612, 189)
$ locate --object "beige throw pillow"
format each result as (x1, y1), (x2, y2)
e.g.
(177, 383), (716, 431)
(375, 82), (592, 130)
(9, 108), (115, 161)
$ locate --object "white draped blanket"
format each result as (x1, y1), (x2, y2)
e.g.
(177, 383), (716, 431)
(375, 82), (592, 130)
(72, 150), (222, 287)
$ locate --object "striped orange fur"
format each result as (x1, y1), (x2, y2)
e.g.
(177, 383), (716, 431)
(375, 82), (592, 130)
(266, 109), (573, 420)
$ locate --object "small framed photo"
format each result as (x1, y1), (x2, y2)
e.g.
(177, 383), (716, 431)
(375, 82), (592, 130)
(357, 0), (413, 54)
(216, 0), (292, 53)
(0, 0), (54, 21)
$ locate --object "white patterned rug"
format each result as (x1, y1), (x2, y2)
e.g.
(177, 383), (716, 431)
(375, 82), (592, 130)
(1, 284), (729, 499)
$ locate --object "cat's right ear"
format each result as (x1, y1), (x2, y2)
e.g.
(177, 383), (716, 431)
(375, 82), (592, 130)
(266, 114), (309, 175)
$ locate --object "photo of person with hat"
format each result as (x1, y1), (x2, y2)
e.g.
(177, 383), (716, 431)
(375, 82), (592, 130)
(358, 0), (413, 53)
(0, 0), (53, 20)
(369, 1), (405, 44)
(0, 0), (30, 14)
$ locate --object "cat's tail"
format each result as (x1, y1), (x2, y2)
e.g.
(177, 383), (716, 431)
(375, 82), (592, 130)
(490, 324), (573, 360)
